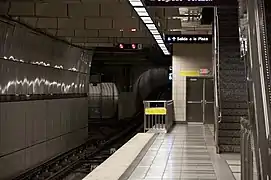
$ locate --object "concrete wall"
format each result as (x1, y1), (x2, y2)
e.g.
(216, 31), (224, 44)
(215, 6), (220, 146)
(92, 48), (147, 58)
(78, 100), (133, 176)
(118, 92), (136, 119)
(0, 98), (88, 179)
(172, 44), (213, 122)
(0, 19), (92, 179)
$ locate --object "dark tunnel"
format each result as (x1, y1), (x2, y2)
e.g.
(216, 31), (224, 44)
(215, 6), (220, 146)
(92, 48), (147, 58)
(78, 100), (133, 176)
(133, 68), (171, 112)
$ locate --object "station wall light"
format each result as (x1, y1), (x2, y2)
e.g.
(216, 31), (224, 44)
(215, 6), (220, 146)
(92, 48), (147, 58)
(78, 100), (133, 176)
(128, 0), (170, 55)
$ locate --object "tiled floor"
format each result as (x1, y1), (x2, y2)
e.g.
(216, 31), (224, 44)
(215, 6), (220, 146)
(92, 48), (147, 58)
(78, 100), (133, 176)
(127, 124), (235, 180)
(208, 124), (241, 180)
(221, 154), (241, 180)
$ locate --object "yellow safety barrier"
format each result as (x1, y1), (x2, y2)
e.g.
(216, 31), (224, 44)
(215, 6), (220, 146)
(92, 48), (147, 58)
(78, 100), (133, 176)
(143, 100), (174, 133)
(180, 70), (200, 76)
(144, 107), (167, 115)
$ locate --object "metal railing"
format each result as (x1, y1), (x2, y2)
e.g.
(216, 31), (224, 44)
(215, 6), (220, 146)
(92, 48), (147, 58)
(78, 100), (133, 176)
(213, 8), (222, 151)
(240, 117), (258, 180)
(143, 100), (175, 133)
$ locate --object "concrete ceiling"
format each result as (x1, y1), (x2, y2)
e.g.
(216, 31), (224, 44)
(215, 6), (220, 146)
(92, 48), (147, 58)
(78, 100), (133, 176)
(148, 7), (212, 35)
(0, 0), (212, 49)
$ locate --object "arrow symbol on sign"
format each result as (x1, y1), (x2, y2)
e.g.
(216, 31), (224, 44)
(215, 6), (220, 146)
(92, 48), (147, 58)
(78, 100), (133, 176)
(172, 37), (176, 41)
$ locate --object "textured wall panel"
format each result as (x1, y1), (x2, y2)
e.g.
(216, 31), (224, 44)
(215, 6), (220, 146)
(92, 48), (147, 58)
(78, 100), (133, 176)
(0, 17), (91, 179)
(68, 3), (100, 17)
(9, 2), (35, 16)
(0, 19), (93, 97)
(35, 3), (68, 17)
(86, 18), (113, 29)
(0, 18), (92, 73)
(101, 3), (132, 17)
(58, 18), (85, 29)
(0, 98), (88, 179)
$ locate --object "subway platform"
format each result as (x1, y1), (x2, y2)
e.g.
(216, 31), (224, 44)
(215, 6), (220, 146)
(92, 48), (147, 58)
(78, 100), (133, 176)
(83, 124), (240, 180)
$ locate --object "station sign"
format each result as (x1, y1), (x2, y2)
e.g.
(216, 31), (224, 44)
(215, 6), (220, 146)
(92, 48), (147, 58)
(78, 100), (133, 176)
(165, 35), (212, 44)
(180, 70), (200, 76)
(180, 69), (211, 76)
(199, 68), (211, 75)
(144, 0), (237, 7)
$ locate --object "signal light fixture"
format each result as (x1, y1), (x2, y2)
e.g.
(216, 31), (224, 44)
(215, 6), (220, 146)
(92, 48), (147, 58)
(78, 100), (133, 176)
(119, 44), (124, 49)
(131, 43), (136, 49)
(128, 0), (170, 55)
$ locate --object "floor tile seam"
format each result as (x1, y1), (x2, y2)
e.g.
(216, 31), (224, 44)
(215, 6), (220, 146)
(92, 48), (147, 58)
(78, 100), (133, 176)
(180, 130), (202, 175)
(124, 133), (161, 180)
(204, 126), (236, 180)
(202, 125), (220, 179)
(137, 135), (159, 179)
(143, 134), (165, 179)
(161, 135), (176, 177)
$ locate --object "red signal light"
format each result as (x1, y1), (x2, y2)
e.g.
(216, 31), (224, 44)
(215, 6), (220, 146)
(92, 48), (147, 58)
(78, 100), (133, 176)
(131, 44), (136, 49)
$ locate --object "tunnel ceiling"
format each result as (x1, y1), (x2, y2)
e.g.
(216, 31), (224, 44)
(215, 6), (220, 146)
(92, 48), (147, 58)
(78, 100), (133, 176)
(148, 7), (212, 35)
(0, 0), (212, 49)
(0, 0), (154, 48)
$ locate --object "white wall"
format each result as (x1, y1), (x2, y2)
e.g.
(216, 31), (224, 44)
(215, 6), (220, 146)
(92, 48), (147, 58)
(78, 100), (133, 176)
(172, 44), (213, 122)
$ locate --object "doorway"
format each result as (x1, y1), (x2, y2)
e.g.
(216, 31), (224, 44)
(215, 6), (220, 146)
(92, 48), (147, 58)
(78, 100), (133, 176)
(186, 77), (214, 123)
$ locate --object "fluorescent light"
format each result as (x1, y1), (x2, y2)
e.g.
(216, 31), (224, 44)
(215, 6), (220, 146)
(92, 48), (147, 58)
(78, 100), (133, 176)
(129, 1), (170, 55)
(141, 17), (153, 24)
(146, 24), (156, 30)
(153, 35), (162, 40)
(160, 46), (167, 50)
(150, 29), (159, 35)
(134, 7), (149, 16)
(156, 39), (164, 44)
(129, 0), (143, 6)
(158, 43), (167, 49)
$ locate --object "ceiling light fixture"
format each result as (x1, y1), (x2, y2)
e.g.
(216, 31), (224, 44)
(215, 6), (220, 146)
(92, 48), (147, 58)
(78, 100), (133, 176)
(150, 29), (160, 35)
(156, 39), (164, 44)
(134, 7), (149, 17)
(129, 0), (143, 6)
(128, 0), (170, 55)
(146, 24), (157, 30)
(141, 16), (153, 24)
(153, 35), (162, 40)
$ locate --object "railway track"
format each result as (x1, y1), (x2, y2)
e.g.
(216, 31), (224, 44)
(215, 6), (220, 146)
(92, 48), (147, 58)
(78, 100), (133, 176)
(12, 113), (143, 180)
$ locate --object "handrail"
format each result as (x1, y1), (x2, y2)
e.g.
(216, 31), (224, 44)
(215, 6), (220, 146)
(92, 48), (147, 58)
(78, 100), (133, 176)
(240, 117), (258, 180)
(214, 7), (223, 124)
(166, 100), (174, 105)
